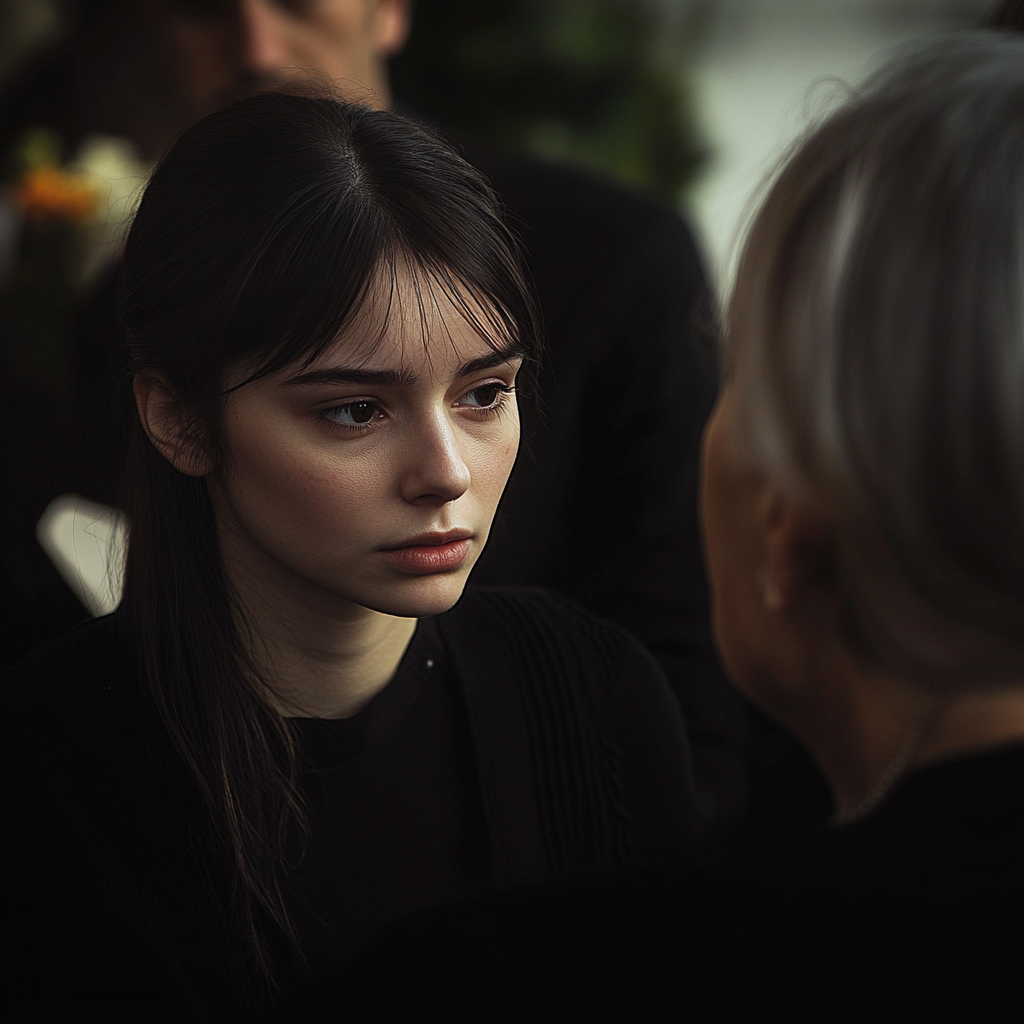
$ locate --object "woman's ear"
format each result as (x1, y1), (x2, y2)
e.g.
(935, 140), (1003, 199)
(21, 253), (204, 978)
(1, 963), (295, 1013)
(757, 490), (835, 611)
(133, 372), (212, 477)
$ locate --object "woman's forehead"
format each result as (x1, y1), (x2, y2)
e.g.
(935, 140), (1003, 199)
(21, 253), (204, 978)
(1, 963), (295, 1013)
(222, 262), (516, 392)
(306, 317), (502, 379)
(296, 265), (514, 376)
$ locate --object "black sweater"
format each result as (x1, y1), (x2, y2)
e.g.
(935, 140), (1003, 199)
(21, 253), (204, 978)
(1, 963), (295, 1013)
(301, 743), (1024, 1021)
(2, 586), (697, 1022)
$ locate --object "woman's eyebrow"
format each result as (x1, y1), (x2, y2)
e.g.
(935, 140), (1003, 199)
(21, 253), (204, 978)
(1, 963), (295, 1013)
(281, 366), (417, 388)
(456, 349), (525, 377)
(281, 349), (524, 389)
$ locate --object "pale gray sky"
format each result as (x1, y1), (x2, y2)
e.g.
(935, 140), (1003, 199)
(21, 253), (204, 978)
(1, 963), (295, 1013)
(685, 0), (992, 289)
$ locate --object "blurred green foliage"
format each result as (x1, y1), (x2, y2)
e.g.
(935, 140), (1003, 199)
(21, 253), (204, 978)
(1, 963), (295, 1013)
(392, 0), (712, 202)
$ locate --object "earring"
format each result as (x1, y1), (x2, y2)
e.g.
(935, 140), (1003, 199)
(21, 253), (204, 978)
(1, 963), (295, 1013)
(755, 567), (784, 610)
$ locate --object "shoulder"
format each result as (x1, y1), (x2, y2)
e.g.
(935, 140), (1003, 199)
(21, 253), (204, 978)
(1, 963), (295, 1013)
(467, 149), (703, 273)
(441, 581), (598, 625)
(464, 150), (711, 369)
(0, 613), (145, 865)
(470, 149), (689, 232)
(439, 584), (652, 665)
(436, 586), (678, 725)
(437, 587), (697, 861)
(0, 612), (130, 726)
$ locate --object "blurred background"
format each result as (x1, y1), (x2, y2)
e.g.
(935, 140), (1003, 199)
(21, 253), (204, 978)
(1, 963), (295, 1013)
(0, 0), (998, 294)
(396, 0), (994, 286)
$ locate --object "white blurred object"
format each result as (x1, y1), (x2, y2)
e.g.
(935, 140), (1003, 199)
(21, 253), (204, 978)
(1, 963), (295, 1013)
(70, 135), (152, 289)
(36, 495), (127, 617)
(686, 0), (991, 292)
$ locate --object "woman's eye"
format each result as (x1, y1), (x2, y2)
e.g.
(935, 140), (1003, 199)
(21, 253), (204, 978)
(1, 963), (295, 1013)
(324, 400), (381, 427)
(461, 383), (511, 409)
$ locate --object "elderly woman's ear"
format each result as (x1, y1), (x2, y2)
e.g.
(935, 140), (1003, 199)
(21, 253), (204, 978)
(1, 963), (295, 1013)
(133, 372), (213, 477)
(756, 491), (834, 613)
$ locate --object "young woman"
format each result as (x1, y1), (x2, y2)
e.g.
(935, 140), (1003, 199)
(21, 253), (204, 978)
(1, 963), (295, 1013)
(2, 93), (697, 1021)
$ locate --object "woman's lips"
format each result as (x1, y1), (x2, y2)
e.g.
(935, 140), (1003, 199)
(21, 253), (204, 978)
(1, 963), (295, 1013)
(381, 534), (472, 575)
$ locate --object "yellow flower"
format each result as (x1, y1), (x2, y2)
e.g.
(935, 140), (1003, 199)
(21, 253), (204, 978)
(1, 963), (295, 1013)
(18, 164), (100, 223)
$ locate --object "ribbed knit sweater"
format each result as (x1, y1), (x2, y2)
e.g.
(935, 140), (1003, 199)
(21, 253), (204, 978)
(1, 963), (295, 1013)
(2, 586), (697, 1022)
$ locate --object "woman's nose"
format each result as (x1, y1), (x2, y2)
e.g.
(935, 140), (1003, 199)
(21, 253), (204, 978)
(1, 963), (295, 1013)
(399, 412), (472, 506)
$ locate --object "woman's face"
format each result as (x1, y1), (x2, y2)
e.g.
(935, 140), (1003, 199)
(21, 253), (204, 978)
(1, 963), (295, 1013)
(210, 270), (523, 621)
(700, 386), (777, 703)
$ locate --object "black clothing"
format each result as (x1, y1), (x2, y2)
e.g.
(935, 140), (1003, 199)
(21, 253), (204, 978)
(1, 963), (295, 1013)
(0, 355), (88, 674)
(2, 586), (697, 1022)
(286, 617), (490, 966)
(296, 743), (1024, 1021)
(764, 742), (1024, 887)
(467, 153), (748, 831)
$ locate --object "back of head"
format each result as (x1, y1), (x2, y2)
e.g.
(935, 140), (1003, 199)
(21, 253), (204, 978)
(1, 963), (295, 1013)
(725, 33), (1024, 685)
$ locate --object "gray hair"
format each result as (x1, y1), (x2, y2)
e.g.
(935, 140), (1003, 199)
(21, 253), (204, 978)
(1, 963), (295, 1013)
(724, 33), (1024, 684)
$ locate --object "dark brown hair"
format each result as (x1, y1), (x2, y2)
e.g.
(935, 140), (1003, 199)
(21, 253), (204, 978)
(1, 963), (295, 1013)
(118, 91), (540, 986)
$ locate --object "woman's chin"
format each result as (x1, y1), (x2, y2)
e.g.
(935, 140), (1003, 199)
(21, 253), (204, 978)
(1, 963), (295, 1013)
(359, 570), (475, 620)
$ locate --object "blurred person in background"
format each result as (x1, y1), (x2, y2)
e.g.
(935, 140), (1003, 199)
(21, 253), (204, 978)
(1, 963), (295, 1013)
(0, 0), (747, 836)
(281, 32), (1024, 1020)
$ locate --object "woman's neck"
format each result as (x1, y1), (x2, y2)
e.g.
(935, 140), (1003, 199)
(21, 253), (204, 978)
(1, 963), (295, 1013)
(250, 604), (419, 720)
(219, 542), (419, 720)
(793, 644), (1024, 824)
(914, 685), (1024, 771)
